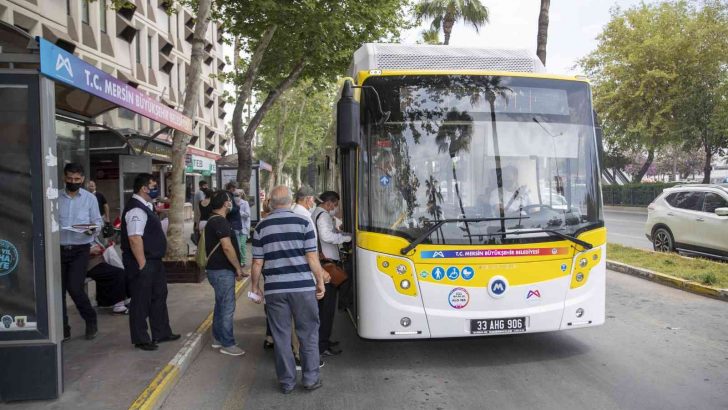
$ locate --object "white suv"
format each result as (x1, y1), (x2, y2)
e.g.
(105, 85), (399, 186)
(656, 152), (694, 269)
(645, 184), (728, 260)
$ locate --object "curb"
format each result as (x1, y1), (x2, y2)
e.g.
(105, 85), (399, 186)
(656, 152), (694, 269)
(128, 277), (249, 410)
(607, 260), (728, 302)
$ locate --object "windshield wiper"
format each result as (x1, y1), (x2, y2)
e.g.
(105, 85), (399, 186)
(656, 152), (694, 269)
(400, 217), (528, 255)
(474, 228), (593, 250)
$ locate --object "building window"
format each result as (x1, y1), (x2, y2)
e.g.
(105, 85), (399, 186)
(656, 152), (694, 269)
(147, 36), (153, 68)
(99, 0), (107, 32)
(81, 0), (89, 24)
(135, 34), (141, 64)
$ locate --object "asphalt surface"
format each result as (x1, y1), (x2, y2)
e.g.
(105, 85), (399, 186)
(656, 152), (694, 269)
(604, 208), (652, 250)
(162, 272), (728, 410)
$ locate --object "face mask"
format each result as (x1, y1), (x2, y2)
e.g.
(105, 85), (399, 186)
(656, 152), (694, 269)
(66, 182), (82, 192)
(226, 202), (233, 211)
(329, 206), (338, 216)
(148, 187), (160, 199)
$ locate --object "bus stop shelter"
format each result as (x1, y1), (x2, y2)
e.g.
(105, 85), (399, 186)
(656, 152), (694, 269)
(0, 25), (193, 402)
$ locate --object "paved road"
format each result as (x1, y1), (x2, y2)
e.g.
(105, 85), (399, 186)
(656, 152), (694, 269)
(163, 273), (728, 410)
(604, 208), (652, 250)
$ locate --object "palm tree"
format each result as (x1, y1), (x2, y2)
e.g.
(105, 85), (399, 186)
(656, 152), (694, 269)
(420, 28), (442, 45)
(415, 0), (490, 46)
(482, 76), (512, 236)
(436, 109), (474, 242)
(425, 174), (445, 242)
(536, 0), (551, 65)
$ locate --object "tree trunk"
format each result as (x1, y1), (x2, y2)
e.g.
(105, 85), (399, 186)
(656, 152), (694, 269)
(231, 26), (277, 186)
(443, 14), (455, 45)
(236, 59), (306, 194)
(536, 0), (550, 65)
(702, 145), (712, 184)
(490, 100), (506, 237)
(632, 148), (655, 183)
(295, 161), (302, 188)
(166, 0), (212, 261)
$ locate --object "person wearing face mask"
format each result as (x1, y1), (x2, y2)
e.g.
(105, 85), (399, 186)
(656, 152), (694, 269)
(311, 191), (350, 357)
(204, 191), (248, 356)
(292, 185), (317, 237)
(58, 163), (103, 341)
(121, 173), (180, 351)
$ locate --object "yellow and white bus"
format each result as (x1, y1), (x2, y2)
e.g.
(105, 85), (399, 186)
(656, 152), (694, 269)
(335, 44), (605, 339)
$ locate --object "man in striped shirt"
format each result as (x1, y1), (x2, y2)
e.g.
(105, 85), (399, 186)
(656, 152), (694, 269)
(250, 185), (327, 394)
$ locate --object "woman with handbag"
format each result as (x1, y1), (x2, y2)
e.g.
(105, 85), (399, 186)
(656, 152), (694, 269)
(312, 191), (351, 357)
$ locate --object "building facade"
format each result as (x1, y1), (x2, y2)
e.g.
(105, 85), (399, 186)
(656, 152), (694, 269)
(1, 0), (228, 217)
(1, 0), (227, 152)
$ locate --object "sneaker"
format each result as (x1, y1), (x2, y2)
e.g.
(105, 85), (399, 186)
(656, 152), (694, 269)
(303, 379), (322, 391)
(296, 358), (324, 370)
(220, 345), (245, 356)
(211, 339), (222, 349)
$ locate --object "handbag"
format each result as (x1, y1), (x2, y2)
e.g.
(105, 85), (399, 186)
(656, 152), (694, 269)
(315, 212), (349, 287)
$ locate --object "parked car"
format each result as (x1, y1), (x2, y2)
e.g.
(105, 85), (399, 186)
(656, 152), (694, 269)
(645, 184), (728, 260)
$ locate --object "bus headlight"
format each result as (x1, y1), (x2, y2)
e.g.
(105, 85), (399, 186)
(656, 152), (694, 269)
(400, 279), (411, 289)
(579, 258), (588, 268)
(576, 272), (584, 282)
(396, 264), (407, 274)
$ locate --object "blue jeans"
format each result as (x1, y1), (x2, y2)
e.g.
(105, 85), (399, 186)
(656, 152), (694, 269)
(207, 269), (236, 347)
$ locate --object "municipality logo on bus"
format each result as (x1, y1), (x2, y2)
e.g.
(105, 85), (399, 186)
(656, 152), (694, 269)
(488, 276), (509, 298)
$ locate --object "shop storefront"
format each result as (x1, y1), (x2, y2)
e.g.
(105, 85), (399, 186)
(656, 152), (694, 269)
(0, 27), (192, 401)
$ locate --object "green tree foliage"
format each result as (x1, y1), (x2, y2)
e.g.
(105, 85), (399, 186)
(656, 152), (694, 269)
(216, 0), (412, 194)
(672, 0), (728, 182)
(255, 81), (335, 191)
(415, 0), (489, 45)
(580, 1), (728, 183)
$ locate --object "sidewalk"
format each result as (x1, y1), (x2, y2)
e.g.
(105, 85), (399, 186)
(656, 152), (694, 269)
(4, 220), (231, 409)
(7, 283), (215, 410)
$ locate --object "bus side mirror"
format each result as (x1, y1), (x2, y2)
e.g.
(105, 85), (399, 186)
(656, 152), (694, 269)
(337, 80), (360, 149)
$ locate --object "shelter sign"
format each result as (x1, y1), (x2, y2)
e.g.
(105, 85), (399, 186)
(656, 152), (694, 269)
(38, 38), (193, 134)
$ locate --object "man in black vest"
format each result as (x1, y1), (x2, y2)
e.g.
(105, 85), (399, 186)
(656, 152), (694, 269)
(121, 173), (179, 351)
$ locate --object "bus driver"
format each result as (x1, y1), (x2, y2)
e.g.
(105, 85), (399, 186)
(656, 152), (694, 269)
(490, 166), (532, 214)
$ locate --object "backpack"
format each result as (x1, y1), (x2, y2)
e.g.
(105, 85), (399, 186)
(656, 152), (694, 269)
(196, 215), (222, 269)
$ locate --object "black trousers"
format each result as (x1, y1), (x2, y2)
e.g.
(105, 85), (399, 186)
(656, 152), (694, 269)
(61, 244), (97, 328)
(318, 283), (337, 353)
(87, 263), (128, 307)
(124, 258), (172, 344)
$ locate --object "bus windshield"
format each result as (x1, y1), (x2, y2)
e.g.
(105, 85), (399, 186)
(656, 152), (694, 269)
(358, 75), (603, 245)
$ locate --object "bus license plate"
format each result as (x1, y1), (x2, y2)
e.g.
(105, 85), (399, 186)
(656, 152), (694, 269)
(470, 317), (526, 334)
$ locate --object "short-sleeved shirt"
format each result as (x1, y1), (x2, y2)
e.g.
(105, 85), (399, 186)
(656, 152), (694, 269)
(205, 215), (240, 271)
(252, 208), (317, 295)
(125, 194), (154, 236)
(94, 191), (108, 216)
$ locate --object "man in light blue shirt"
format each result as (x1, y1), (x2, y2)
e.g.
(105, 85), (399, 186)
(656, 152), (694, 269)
(58, 163), (103, 341)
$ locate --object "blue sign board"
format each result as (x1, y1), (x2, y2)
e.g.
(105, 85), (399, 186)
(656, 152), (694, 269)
(38, 38), (193, 134)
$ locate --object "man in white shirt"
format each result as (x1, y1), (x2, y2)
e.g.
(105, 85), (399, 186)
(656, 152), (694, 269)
(292, 185), (317, 236)
(121, 173), (179, 351)
(490, 166), (532, 214)
(311, 191), (350, 357)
